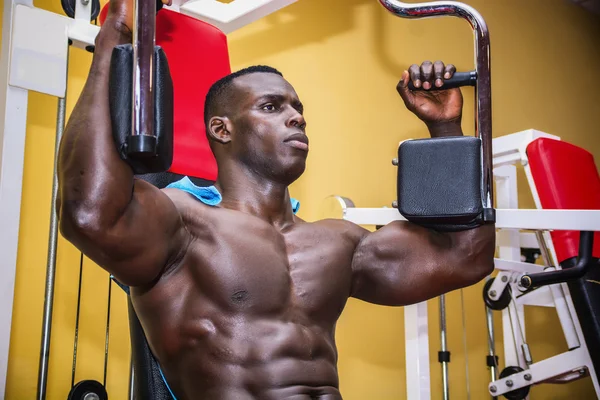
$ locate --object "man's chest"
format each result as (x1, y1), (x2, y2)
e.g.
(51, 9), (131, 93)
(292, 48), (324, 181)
(185, 213), (357, 321)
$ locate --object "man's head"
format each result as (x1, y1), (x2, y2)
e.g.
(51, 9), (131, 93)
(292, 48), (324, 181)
(204, 66), (308, 185)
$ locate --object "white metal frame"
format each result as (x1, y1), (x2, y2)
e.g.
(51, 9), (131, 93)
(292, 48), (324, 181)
(335, 129), (600, 399)
(0, 2), (31, 396)
(0, 0), (296, 395)
(344, 207), (600, 230)
(485, 131), (599, 398)
(166, 0), (298, 34)
(405, 301), (431, 400)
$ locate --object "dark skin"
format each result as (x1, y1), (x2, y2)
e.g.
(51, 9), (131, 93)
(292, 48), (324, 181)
(56, 2), (495, 398)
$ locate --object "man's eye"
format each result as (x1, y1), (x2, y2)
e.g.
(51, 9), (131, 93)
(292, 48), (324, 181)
(262, 104), (276, 111)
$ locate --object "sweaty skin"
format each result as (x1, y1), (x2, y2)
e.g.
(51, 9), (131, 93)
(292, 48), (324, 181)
(57, 2), (495, 398)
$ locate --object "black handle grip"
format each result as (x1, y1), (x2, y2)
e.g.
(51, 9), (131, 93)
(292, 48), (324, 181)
(519, 231), (595, 290)
(408, 71), (477, 91)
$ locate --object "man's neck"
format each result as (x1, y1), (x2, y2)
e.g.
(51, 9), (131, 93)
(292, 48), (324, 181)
(215, 161), (296, 229)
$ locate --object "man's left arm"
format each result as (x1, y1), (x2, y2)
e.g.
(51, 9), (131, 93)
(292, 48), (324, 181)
(350, 61), (495, 306)
(350, 221), (495, 306)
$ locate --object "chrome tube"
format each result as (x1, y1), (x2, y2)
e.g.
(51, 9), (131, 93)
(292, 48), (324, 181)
(535, 231), (553, 266)
(130, 0), (156, 154)
(37, 50), (69, 399)
(485, 304), (498, 399)
(129, 359), (135, 400)
(439, 295), (449, 400)
(378, 0), (494, 215)
(70, 254), (84, 388)
(459, 290), (471, 400)
(103, 278), (112, 387)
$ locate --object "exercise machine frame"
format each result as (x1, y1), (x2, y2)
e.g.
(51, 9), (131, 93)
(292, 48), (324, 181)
(336, 129), (600, 399)
(3, 0), (598, 399)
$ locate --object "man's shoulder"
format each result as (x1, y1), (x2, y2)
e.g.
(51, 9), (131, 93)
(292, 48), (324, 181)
(162, 187), (211, 206)
(161, 187), (221, 221)
(307, 218), (368, 245)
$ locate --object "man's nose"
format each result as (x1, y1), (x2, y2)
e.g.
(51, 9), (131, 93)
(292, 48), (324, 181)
(287, 109), (306, 130)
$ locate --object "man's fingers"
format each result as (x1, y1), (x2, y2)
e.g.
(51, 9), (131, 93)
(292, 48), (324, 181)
(420, 61), (433, 90)
(433, 61), (445, 88)
(403, 61), (456, 92)
(396, 70), (415, 108)
(408, 64), (421, 89)
(444, 64), (456, 80)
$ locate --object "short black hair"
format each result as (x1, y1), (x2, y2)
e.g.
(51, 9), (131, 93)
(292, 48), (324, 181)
(204, 65), (283, 127)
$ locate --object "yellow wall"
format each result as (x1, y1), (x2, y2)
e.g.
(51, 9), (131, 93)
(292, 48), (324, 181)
(4, 0), (600, 399)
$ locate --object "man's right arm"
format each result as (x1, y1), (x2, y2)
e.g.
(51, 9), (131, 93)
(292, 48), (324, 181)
(57, 9), (185, 287)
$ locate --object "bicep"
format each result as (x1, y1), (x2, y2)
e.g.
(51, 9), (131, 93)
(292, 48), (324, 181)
(350, 221), (457, 306)
(64, 180), (187, 287)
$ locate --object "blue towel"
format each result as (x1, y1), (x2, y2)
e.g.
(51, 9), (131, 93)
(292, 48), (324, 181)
(166, 176), (301, 214)
(165, 176), (222, 206)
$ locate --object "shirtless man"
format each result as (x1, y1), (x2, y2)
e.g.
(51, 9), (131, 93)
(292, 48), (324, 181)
(56, 0), (496, 398)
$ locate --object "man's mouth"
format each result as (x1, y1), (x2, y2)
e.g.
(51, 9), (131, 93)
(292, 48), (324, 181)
(287, 140), (309, 151)
(285, 133), (309, 151)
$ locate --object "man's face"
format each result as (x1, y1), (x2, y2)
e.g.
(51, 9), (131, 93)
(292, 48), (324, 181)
(227, 73), (308, 184)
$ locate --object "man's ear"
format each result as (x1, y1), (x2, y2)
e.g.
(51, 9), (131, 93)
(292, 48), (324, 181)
(207, 116), (232, 144)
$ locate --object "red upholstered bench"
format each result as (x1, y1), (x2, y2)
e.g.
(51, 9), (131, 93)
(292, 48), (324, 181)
(99, 6), (231, 398)
(526, 137), (600, 381)
(527, 137), (600, 262)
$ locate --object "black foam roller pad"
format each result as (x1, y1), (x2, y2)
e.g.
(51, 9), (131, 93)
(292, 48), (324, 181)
(397, 136), (484, 231)
(109, 44), (174, 174)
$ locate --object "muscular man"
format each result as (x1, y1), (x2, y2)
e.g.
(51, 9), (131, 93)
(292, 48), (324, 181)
(57, 0), (495, 398)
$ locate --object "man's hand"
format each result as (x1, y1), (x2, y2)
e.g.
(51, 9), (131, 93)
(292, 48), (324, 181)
(104, 0), (134, 35)
(396, 61), (463, 131)
(104, 0), (172, 35)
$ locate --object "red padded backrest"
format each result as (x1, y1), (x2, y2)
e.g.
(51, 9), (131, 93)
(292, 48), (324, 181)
(99, 6), (230, 181)
(526, 137), (600, 262)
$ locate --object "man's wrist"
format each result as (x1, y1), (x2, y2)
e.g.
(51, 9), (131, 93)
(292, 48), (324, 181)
(94, 20), (132, 49)
(89, 22), (132, 74)
(425, 119), (463, 138)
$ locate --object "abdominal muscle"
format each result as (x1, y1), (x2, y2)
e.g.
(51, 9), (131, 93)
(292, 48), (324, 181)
(156, 313), (343, 400)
